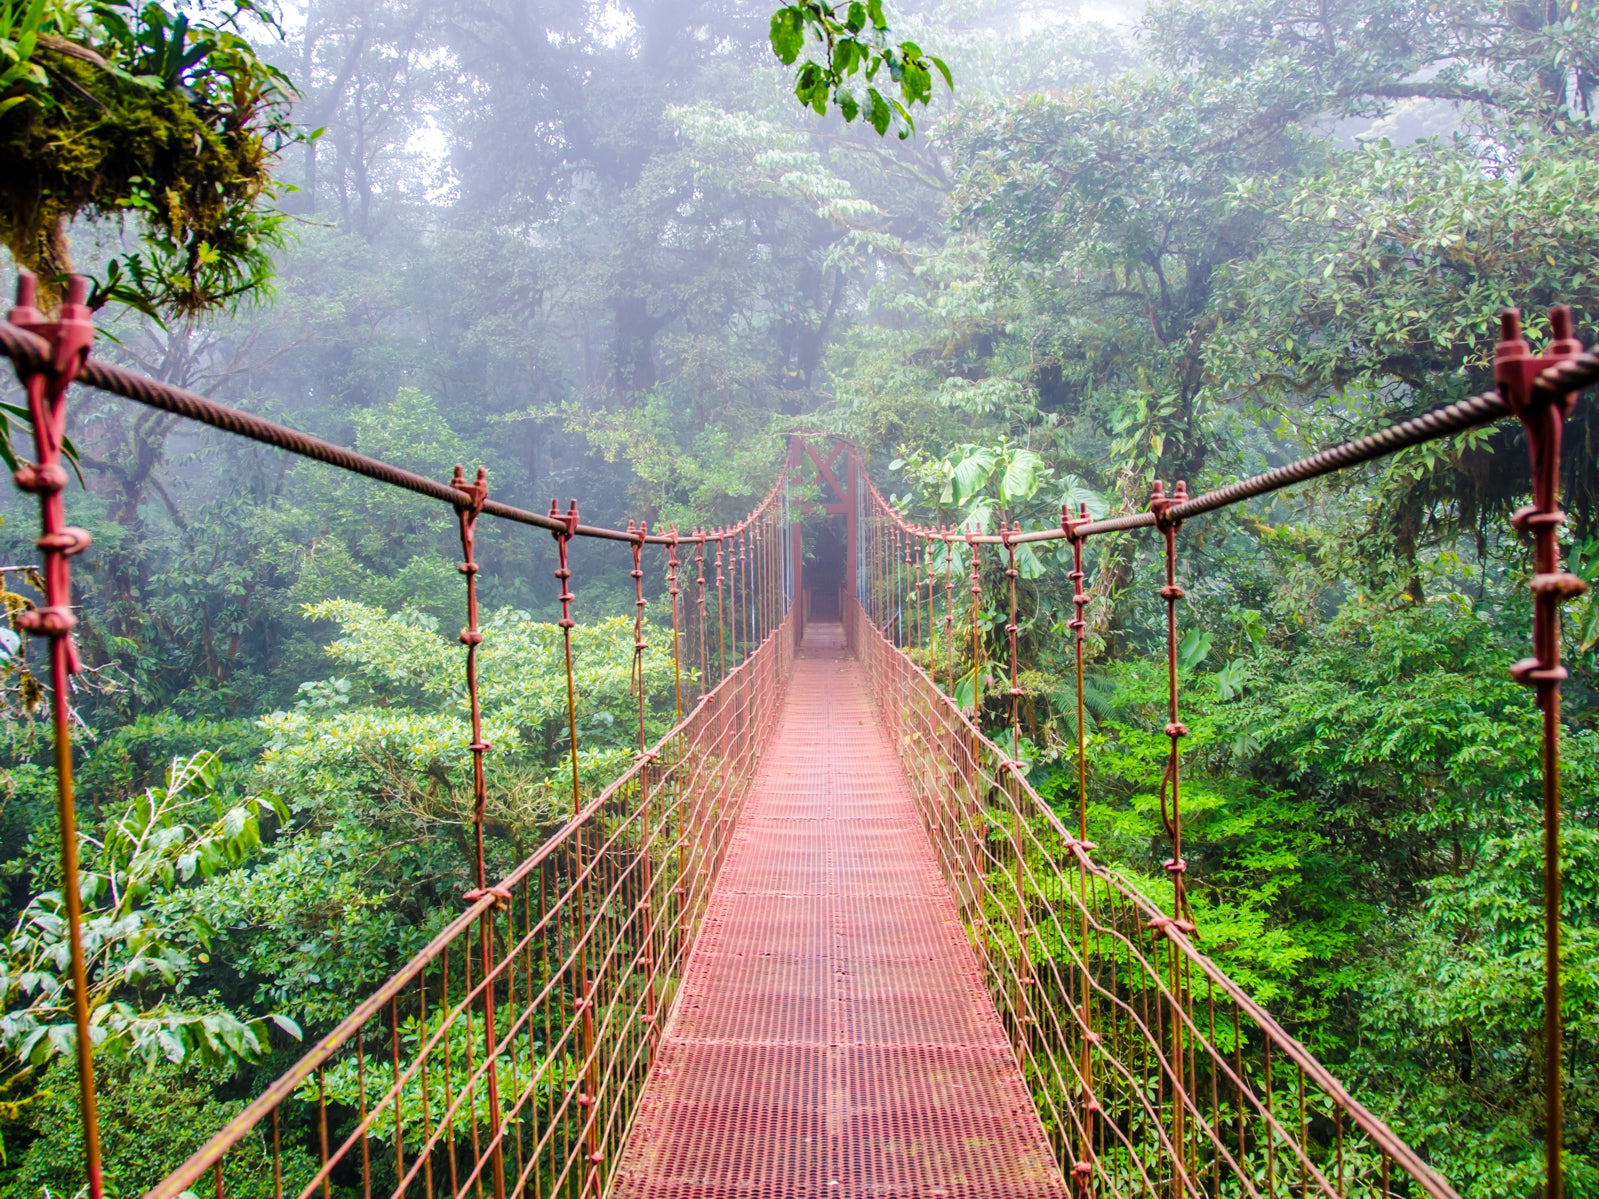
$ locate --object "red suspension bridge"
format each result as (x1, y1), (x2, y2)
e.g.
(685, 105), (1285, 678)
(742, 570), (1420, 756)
(3, 272), (1597, 1199)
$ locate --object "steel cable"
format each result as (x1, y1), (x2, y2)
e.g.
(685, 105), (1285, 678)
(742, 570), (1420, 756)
(854, 353), (1599, 544)
(0, 321), (775, 544)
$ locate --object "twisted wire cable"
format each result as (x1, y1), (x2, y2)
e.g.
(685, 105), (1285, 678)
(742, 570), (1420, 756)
(0, 322), (767, 544)
(5, 322), (1597, 545)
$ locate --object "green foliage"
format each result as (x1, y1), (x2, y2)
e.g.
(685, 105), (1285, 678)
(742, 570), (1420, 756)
(1238, 598), (1546, 860)
(1, 1058), (314, 1199)
(893, 437), (1104, 578)
(310, 1010), (578, 1152)
(1206, 127), (1599, 564)
(152, 601), (673, 1026)
(1350, 827), (1599, 1196)
(1075, 654), (1368, 1021)
(0, 0), (299, 315)
(0, 747), (297, 1172)
(0, 750), (295, 1076)
(769, 1), (951, 138)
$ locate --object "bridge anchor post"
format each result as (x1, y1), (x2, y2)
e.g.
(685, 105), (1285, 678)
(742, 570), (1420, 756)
(1496, 307), (1586, 1199)
(7, 272), (100, 1199)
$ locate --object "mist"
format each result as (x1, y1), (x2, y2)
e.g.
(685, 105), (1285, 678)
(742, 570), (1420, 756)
(1, 0), (1597, 1192)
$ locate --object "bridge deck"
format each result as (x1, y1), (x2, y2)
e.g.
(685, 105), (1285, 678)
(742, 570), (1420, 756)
(616, 624), (1066, 1197)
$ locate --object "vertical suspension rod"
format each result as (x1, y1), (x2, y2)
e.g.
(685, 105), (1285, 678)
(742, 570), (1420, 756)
(1496, 307), (1587, 1199)
(7, 272), (101, 1199)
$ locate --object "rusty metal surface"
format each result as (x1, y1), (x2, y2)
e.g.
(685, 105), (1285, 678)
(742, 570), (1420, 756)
(615, 623), (1066, 1198)
(1495, 306), (1587, 1199)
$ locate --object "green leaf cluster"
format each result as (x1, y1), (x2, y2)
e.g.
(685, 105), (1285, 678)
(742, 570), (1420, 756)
(769, 1), (951, 138)
(0, 748), (295, 1105)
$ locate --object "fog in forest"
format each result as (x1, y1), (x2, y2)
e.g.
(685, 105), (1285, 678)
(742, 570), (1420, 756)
(1, 0), (1597, 1194)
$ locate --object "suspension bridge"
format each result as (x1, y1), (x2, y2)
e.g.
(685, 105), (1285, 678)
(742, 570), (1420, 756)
(3, 272), (1597, 1199)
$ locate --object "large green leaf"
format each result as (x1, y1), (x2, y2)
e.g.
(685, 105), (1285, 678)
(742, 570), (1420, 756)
(1177, 628), (1213, 673)
(949, 446), (998, 503)
(1060, 474), (1109, 520)
(999, 447), (1044, 503)
(1015, 542), (1046, 579)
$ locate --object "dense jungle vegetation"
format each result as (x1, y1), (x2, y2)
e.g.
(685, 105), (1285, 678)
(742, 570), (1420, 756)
(1, 0), (1597, 1194)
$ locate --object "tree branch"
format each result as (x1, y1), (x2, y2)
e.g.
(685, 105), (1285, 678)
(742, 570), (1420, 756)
(1360, 82), (1500, 106)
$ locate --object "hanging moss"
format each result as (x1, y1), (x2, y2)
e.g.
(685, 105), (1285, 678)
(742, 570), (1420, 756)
(0, 1), (295, 316)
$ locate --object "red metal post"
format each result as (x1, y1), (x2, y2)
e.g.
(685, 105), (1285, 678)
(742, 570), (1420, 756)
(695, 531), (708, 697)
(7, 272), (100, 1199)
(1495, 307), (1585, 1199)
(1004, 525), (1021, 762)
(1150, 478), (1193, 1185)
(1148, 479), (1193, 933)
(548, 498), (599, 1194)
(714, 532), (727, 682)
(452, 464), (506, 1199)
(944, 528), (956, 698)
(1062, 501), (1096, 1190)
(667, 527), (683, 722)
(786, 440), (803, 636)
(967, 530), (982, 717)
(629, 522), (658, 1043)
(846, 450), (859, 603)
(454, 466), (492, 891)
(792, 518), (804, 634)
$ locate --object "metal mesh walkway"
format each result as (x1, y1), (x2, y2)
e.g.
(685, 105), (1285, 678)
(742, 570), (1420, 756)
(615, 624), (1066, 1198)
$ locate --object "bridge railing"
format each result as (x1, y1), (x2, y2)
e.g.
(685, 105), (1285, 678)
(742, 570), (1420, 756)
(143, 604), (797, 1199)
(842, 305), (1599, 1199)
(0, 272), (801, 1199)
(848, 593), (1453, 1199)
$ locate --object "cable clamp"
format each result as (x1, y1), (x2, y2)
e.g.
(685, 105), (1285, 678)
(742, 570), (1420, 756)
(1531, 572), (1587, 600)
(1146, 913), (1195, 937)
(1061, 502), (1093, 540)
(1510, 506), (1564, 533)
(549, 498), (580, 538)
(1149, 479), (1189, 529)
(16, 605), (76, 636)
(463, 884), (512, 910)
(35, 527), (91, 556)
(13, 463), (68, 495)
(1496, 306), (1583, 417)
(450, 465), (488, 516)
(1511, 657), (1567, 688)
